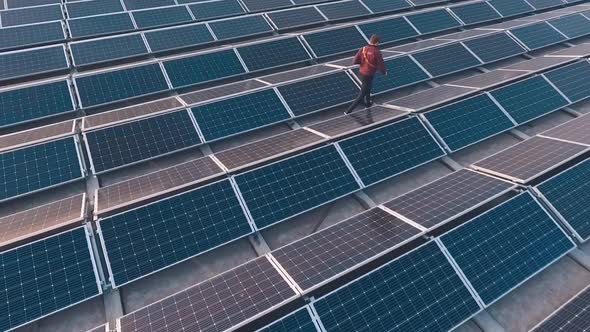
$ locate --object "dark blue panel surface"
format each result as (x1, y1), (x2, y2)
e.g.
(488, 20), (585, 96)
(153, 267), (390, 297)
(313, 241), (481, 332)
(144, 24), (214, 53)
(317, 0), (371, 20)
(412, 43), (481, 77)
(0, 80), (74, 127)
(237, 37), (311, 72)
(86, 110), (200, 172)
(66, 0), (124, 18)
(338, 117), (445, 186)
(450, 2), (502, 25)
(0, 227), (99, 331)
(208, 15), (273, 40)
(0, 45), (68, 81)
(488, 0), (534, 17)
(277, 72), (359, 116)
(68, 13), (136, 38)
(303, 26), (367, 57)
(510, 22), (567, 50)
(71, 34), (148, 66)
(267, 7), (327, 30)
(0, 4), (63, 27)
(406, 9), (461, 34)
(132, 6), (193, 29)
(544, 61), (590, 103)
(240, 0), (294, 11)
(235, 145), (360, 229)
(163, 49), (245, 88)
(259, 307), (318, 332)
(191, 89), (291, 141)
(0, 21), (64, 51)
(527, 0), (563, 9)
(99, 179), (252, 287)
(6, 0), (59, 9)
(0, 138), (82, 200)
(357, 17), (418, 45)
(359, 55), (429, 94)
(360, 0), (410, 13)
(189, 0), (244, 20)
(123, 0), (175, 10)
(463, 33), (525, 63)
(441, 192), (574, 305)
(549, 14), (590, 39)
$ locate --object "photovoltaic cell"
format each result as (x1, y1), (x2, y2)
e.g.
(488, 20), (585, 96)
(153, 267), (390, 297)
(544, 60), (590, 103)
(131, 6), (193, 29)
(0, 4), (63, 27)
(258, 306), (319, 332)
(360, 55), (429, 94)
(260, 65), (337, 85)
(412, 43), (481, 77)
(527, 0), (564, 9)
(488, 0), (534, 17)
(189, 0), (245, 20)
(338, 117), (445, 186)
(85, 110), (200, 172)
(208, 14), (273, 40)
(0, 45), (68, 81)
(237, 37), (311, 72)
(449, 2), (502, 25)
(532, 285), (590, 331)
(549, 14), (590, 39)
(235, 145), (360, 229)
(163, 49), (245, 88)
(449, 69), (527, 90)
(440, 192), (575, 306)
(266, 7), (327, 30)
(510, 22), (567, 51)
(99, 179), (252, 287)
(66, 0), (124, 18)
(387, 84), (478, 112)
(0, 21), (64, 51)
(0, 226), (100, 332)
(463, 33), (526, 63)
(6, 0), (59, 9)
(240, 0), (293, 11)
(360, 0), (410, 13)
(68, 13), (136, 39)
(181, 79), (267, 105)
(317, 0), (371, 20)
(405, 9), (462, 35)
(123, 0), (175, 10)
(71, 34), (149, 67)
(540, 113), (590, 146)
(144, 24), (214, 53)
(357, 17), (419, 45)
(313, 241), (481, 332)
(0, 120), (74, 152)
(303, 26), (367, 57)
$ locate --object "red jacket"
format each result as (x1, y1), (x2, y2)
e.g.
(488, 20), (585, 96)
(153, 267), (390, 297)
(353, 44), (387, 77)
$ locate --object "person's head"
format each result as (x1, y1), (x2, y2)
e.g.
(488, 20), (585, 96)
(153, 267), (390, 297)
(369, 34), (380, 45)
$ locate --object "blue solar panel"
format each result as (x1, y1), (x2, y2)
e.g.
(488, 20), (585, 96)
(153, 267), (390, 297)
(6, 0), (59, 9)
(0, 4), (63, 27)
(549, 14), (590, 39)
(0, 137), (82, 201)
(0, 79), (74, 127)
(208, 15), (273, 41)
(317, 0), (371, 20)
(463, 33), (526, 63)
(123, 0), (175, 10)
(489, 76), (569, 124)
(313, 241), (481, 332)
(527, 0), (564, 9)
(237, 37), (311, 72)
(266, 7), (327, 30)
(424, 94), (515, 152)
(544, 61), (590, 103)
(488, 0), (534, 17)
(510, 22), (567, 50)
(277, 71), (359, 116)
(85, 110), (200, 172)
(405, 9), (461, 34)
(68, 13), (136, 39)
(131, 6), (193, 29)
(357, 17), (419, 45)
(359, 55), (429, 94)
(191, 89), (291, 141)
(144, 23), (214, 53)
(66, 0), (124, 18)
(240, 0), (292, 11)
(75, 63), (169, 107)
(0, 45), (68, 81)
(188, 0), (244, 20)
(259, 307), (319, 332)
(98, 179), (252, 287)
(235, 145), (360, 229)
(71, 34), (148, 67)
(412, 43), (481, 77)
(303, 26), (367, 57)
(0, 226), (100, 331)
(360, 0), (410, 13)
(0, 21), (64, 51)
(163, 49), (245, 88)
(338, 117), (445, 186)
(449, 2), (502, 25)
(440, 192), (575, 306)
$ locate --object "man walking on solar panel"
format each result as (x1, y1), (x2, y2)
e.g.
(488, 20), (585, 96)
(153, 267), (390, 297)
(344, 34), (387, 115)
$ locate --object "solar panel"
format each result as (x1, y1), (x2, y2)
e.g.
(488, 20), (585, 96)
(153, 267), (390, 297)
(191, 89), (291, 141)
(6, 0), (59, 9)
(527, 0), (564, 9)
(66, 0), (124, 18)
(357, 17), (419, 45)
(75, 63), (169, 108)
(312, 241), (481, 332)
(0, 120), (74, 152)
(188, 0), (245, 20)
(436, 30), (494, 41)
(235, 145), (360, 229)
(131, 6), (193, 29)
(338, 117), (445, 186)
(479, 19), (531, 30)
(0, 226), (101, 331)
(509, 22), (567, 51)
(360, 0), (410, 13)
(240, 0), (294, 12)
(549, 43), (590, 57)
(502, 56), (575, 72)
(463, 32), (526, 63)
(488, 0), (534, 17)
(0, 4), (63, 27)
(472, 136), (588, 183)
(144, 23), (214, 53)
(273, 207), (422, 292)
(85, 110), (200, 173)
(549, 13), (590, 40)
(532, 285), (590, 331)
(440, 192), (575, 306)
(0, 21), (64, 51)
(449, 2), (502, 25)
(0, 137), (82, 201)
(266, 7), (327, 30)
(117, 256), (298, 331)
(123, 0), (176, 10)
(405, 9), (462, 34)
(71, 34), (149, 67)
(259, 65), (338, 85)
(208, 14), (273, 41)
(163, 49), (246, 88)
(0, 45), (68, 81)
(258, 306), (320, 332)
(540, 113), (590, 147)
(387, 84), (478, 112)
(317, 0), (371, 21)
(215, 129), (325, 171)
(409, 0), (446, 5)
(0, 79), (74, 127)
(302, 26), (367, 58)
(489, 76), (569, 124)
(181, 79), (268, 105)
(387, 39), (450, 53)
(412, 43), (482, 77)
(68, 13), (136, 39)
(359, 55), (430, 94)
(424, 93), (515, 151)
(236, 37), (312, 72)
(276, 71), (359, 116)
(98, 179), (252, 287)
(543, 60), (590, 103)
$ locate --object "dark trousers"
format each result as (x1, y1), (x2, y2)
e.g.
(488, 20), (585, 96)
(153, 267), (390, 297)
(346, 74), (374, 113)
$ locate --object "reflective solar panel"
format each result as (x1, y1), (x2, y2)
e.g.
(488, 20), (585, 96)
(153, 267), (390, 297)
(387, 84), (478, 112)
(489, 76), (569, 124)
(540, 113), (590, 146)
(424, 93), (515, 151)
(0, 45), (68, 81)
(532, 285), (590, 331)
(123, 0), (175, 10)
(359, 55), (429, 94)
(0, 120), (74, 152)
(68, 13), (136, 39)
(260, 65), (337, 84)
(317, 0), (371, 20)
(0, 79), (74, 127)
(181, 79), (267, 105)
(258, 306), (320, 332)
(235, 145), (360, 229)
(488, 0), (534, 17)
(0, 226), (101, 331)
(266, 7), (327, 30)
(85, 110), (200, 172)
(463, 33), (526, 64)
(0, 137), (82, 201)
(66, 0), (124, 18)
(71, 34), (149, 67)
(144, 23), (214, 53)
(549, 14), (590, 39)
(189, 0), (244, 20)
(303, 26), (367, 57)
(357, 17), (418, 45)
(405, 9), (462, 34)
(6, 0), (59, 9)
(409, 0), (446, 5)
(0, 4), (63, 27)
(98, 179), (252, 287)
(502, 56), (575, 72)
(237, 37), (311, 72)
(312, 241), (481, 332)
(412, 43), (482, 77)
(208, 14), (273, 40)
(527, 0), (564, 9)
(163, 49), (245, 88)
(510, 22), (567, 51)
(277, 71), (359, 116)
(360, 0), (410, 13)
(75, 63), (169, 107)
(240, 0), (293, 11)
(436, 30), (494, 41)
(338, 117), (445, 186)
(448, 69), (527, 89)
(0, 21), (65, 51)
(131, 6), (193, 29)
(387, 39), (450, 53)
(543, 60), (590, 103)
(440, 192), (575, 306)
(449, 2), (502, 25)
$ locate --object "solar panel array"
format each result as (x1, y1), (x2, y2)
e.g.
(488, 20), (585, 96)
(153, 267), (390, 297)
(532, 285), (590, 331)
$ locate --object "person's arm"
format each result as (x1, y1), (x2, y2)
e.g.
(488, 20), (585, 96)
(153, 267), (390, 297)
(376, 49), (387, 75)
(352, 48), (363, 65)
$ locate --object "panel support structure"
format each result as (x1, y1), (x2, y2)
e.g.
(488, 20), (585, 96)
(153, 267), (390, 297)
(103, 289), (125, 326)
(249, 232), (271, 256)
